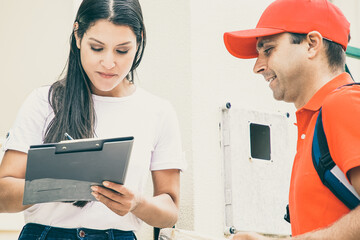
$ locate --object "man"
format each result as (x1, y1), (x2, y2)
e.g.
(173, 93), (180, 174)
(223, 0), (360, 239)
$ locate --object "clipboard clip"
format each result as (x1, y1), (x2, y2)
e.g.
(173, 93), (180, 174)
(55, 140), (104, 154)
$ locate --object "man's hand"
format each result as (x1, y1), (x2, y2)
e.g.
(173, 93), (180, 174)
(91, 181), (142, 216)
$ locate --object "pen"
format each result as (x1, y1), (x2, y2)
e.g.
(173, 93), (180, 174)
(64, 132), (74, 140)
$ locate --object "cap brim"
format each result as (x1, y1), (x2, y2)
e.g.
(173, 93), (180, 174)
(224, 28), (286, 59)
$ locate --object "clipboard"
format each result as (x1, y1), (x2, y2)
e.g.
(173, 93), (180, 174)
(23, 136), (134, 205)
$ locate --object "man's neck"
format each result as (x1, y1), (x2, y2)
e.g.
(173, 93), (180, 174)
(294, 64), (343, 109)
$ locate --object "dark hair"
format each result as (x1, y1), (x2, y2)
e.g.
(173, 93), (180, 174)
(289, 33), (348, 72)
(43, 0), (146, 207)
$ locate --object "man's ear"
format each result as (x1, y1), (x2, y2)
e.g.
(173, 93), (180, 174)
(306, 31), (323, 59)
(74, 22), (81, 49)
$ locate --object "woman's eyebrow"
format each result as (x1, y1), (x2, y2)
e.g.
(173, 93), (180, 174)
(88, 37), (132, 46)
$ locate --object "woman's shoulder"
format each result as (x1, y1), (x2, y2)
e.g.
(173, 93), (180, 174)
(136, 87), (173, 108)
(27, 85), (52, 104)
(18, 85), (53, 117)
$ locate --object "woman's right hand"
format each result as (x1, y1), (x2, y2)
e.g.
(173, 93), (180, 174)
(0, 150), (32, 212)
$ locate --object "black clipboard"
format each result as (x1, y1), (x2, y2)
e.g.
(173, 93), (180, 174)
(23, 136), (134, 205)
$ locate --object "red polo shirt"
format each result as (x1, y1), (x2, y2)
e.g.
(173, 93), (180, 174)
(289, 72), (360, 236)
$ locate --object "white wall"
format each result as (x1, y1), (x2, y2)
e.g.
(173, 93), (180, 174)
(189, 0), (295, 237)
(0, 0), (75, 139)
(0, 1), (75, 239)
(333, 0), (360, 80)
(1, 0), (360, 239)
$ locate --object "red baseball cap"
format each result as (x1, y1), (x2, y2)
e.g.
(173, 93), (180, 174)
(224, 0), (350, 59)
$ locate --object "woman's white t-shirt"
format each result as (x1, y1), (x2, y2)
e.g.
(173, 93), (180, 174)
(3, 85), (185, 231)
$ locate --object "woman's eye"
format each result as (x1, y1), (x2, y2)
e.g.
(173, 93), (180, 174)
(116, 50), (129, 54)
(91, 47), (103, 52)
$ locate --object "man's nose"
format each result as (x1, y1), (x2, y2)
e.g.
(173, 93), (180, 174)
(253, 56), (267, 74)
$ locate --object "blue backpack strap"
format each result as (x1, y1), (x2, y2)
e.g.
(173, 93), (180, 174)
(312, 108), (360, 210)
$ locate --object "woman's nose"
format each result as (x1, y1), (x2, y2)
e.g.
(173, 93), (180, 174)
(101, 52), (115, 69)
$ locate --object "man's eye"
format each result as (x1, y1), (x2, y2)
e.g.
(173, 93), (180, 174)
(264, 47), (273, 55)
(91, 47), (103, 52)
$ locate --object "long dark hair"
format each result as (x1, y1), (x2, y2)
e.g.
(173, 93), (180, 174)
(44, 0), (146, 207)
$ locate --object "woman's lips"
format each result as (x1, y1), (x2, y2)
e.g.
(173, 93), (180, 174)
(98, 72), (117, 79)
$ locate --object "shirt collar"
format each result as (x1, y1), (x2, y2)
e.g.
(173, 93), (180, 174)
(299, 72), (353, 112)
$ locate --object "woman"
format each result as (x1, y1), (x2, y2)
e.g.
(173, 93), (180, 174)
(0, 0), (184, 239)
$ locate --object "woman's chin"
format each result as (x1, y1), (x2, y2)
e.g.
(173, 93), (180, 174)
(91, 85), (117, 96)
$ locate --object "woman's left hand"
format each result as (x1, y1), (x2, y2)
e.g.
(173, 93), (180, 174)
(91, 181), (142, 216)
